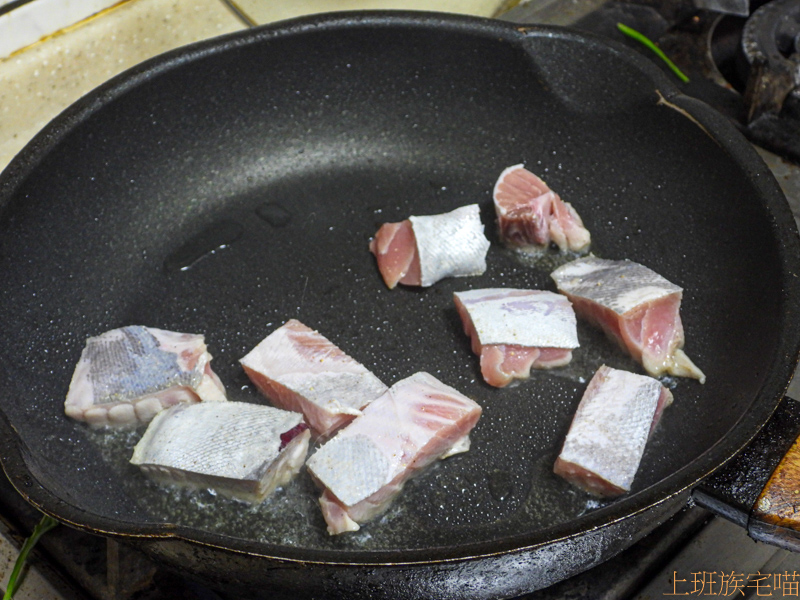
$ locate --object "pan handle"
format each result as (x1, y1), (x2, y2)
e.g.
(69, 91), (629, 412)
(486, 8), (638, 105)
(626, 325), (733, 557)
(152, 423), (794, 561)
(693, 395), (800, 551)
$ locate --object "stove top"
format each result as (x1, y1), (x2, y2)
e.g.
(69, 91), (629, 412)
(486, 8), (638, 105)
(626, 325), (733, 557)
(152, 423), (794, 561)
(505, 0), (800, 164)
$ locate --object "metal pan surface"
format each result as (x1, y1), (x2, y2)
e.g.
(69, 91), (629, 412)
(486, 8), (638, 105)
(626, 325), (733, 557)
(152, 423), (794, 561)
(1, 11), (799, 599)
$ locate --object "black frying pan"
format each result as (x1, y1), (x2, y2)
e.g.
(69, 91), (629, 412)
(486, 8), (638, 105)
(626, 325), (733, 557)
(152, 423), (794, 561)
(1, 12), (799, 600)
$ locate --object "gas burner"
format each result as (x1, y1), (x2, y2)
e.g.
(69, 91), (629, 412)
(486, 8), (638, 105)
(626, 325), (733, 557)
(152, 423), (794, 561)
(712, 0), (800, 163)
(564, 0), (800, 164)
(742, 0), (800, 124)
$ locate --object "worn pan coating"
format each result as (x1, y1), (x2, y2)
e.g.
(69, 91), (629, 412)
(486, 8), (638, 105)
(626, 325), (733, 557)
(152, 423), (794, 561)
(1, 11), (799, 599)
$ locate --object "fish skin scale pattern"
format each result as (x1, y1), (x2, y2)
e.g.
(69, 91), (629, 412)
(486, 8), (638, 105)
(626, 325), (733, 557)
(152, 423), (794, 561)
(410, 204), (490, 287)
(552, 258), (681, 315)
(558, 367), (661, 491)
(132, 402), (302, 481)
(88, 326), (199, 403)
(307, 434), (391, 506)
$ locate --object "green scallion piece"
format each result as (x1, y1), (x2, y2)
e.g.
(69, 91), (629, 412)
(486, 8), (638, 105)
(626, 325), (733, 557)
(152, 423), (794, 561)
(2, 515), (59, 600)
(617, 22), (690, 83)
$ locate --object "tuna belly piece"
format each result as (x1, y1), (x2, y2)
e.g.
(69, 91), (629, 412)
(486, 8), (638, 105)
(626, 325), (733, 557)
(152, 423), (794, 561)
(551, 257), (706, 383)
(64, 325), (227, 428)
(554, 365), (673, 497)
(493, 164), (591, 253)
(454, 288), (579, 387)
(369, 204), (490, 289)
(240, 319), (388, 438)
(305, 372), (482, 535)
(131, 402), (310, 503)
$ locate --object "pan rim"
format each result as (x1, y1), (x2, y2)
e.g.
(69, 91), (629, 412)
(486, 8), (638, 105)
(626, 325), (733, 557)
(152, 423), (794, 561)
(1, 9), (799, 566)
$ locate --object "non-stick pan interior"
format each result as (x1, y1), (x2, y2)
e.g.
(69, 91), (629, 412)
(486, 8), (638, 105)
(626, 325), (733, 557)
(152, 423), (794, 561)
(0, 14), (796, 556)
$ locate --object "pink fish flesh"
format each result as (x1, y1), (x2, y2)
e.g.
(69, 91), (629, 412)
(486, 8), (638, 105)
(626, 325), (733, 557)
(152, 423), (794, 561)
(454, 288), (579, 387)
(240, 319), (388, 438)
(368, 220), (421, 289)
(64, 325), (227, 428)
(493, 164), (591, 253)
(369, 204), (490, 289)
(551, 257), (705, 382)
(305, 371), (482, 534)
(130, 401), (310, 503)
(554, 365), (673, 497)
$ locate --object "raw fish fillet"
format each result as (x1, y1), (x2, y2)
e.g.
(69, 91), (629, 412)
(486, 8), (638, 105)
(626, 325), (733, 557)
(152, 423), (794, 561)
(554, 365), (673, 496)
(454, 288), (579, 387)
(240, 319), (388, 437)
(369, 204), (490, 289)
(65, 326), (227, 428)
(493, 164), (591, 253)
(551, 256), (706, 383)
(130, 402), (310, 503)
(305, 372), (482, 534)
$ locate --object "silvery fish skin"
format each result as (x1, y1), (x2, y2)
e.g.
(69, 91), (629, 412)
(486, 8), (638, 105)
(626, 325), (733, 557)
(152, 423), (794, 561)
(65, 326), (227, 428)
(305, 371), (482, 535)
(454, 288), (578, 348)
(369, 204), (490, 289)
(409, 204), (490, 287)
(551, 256), (706, 382)
(453, 288), (578, 387)
(240, 319), (388, 437)
(554, 365), (673, 497)
(130, 402), (310, 503)
(551, 256), (682, 315)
